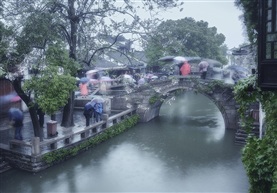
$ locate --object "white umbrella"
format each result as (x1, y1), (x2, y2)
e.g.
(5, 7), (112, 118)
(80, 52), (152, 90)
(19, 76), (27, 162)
(86, 69), (99, 75)
(173, 56), (187, 63)
(91, 96), (105, 103)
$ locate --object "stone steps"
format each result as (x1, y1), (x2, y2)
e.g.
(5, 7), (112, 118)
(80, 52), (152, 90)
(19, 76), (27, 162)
(235, 125), (260, 145)
(0, 156), (12, 173)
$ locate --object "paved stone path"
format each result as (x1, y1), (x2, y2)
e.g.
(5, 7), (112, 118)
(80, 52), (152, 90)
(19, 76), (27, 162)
(0, 109), (87, 145)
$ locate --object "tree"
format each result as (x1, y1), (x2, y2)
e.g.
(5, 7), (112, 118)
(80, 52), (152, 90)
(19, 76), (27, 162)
(2, 0), (183, 127)
(24, 66), (76, 120)
(144, 17), (228, 67)
(0, 15), (45, 138)
(23, 44), (78, 120)
(234, 0), (259, 44)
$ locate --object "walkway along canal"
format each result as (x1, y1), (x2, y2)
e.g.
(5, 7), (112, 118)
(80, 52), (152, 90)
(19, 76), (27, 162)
(0, 108), (138, 172)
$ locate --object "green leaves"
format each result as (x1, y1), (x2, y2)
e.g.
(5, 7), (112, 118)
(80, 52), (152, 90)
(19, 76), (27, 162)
(234, 75), (277, 192)
(22, 43), (80, 117)
(234, 0), (259, 44)
(46, 44), (80, 76)
(24, 66), (76, 116)
(42, 114), (140, 164)
(145, 17), (228, 67)
(149, 95), (160, 105)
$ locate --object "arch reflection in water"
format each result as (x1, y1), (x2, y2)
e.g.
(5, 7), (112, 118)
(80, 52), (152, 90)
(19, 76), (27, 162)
(162, 91), (225, 142)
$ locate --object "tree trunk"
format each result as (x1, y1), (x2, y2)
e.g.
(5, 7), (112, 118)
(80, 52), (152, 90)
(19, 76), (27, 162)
(68, 0), (78, 60)
(12, 77), (44, 141)
(29, 106), (44, 140)
(50, 114), (56, 121)
(61, 92), (75, 127)
(61, 0), (78, 127)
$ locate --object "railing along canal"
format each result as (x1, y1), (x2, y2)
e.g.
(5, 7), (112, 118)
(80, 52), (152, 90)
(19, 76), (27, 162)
(9, 108), (137, 156)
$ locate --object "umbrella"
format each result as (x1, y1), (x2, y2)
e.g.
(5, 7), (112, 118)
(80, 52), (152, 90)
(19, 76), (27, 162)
(199, 61), (209, 70)
(158, 56), (175, 62)
(91, 96), (105, 103)
(199, 60), (209, 67)
(8, 108), (23, 120)
(173, 56), (187, 62)
(159, 56), (201, 63)
(202, 58), (223, 68)
(100, 76), (115, 82)
(80, 77), (89, 83)
(0, 92), (20, 106)
(86, 69), (99, 75)
(226, 65), (249, 73)
(89, 79), (99, 85)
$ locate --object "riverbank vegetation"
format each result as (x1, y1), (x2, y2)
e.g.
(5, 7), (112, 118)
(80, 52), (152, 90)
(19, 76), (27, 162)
(234, 1), (277, 192)
(234, 75), (277, 193)
(42, 114), (140, 164)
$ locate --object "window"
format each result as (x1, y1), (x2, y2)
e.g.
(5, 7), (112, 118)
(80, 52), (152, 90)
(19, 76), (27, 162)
(258, 0), (277, 90)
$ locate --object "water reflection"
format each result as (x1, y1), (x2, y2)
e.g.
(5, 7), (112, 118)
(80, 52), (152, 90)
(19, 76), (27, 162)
(162, 92), (225, 143)
(0, 91), (249, 193)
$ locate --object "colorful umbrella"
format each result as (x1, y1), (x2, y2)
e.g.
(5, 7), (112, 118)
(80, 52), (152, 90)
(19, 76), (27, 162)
(80, 77), (89, 83)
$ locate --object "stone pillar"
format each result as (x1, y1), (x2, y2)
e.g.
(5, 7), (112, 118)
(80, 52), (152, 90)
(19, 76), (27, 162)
(31, 137), (40, 155)
(47, 120), (58, 137)
(101, 113), (109, 121)
(103, 97), (111, 114)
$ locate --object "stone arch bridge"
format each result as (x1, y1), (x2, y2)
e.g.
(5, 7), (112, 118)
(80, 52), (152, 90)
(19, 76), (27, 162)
(111, 76), (239, 130)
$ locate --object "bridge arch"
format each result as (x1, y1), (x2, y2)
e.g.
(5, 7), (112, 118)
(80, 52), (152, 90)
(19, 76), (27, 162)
(134, 78), (239, 130)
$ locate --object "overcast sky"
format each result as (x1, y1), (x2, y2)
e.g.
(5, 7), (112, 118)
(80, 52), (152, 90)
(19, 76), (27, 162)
(154, 0), (248, 49)
(115, 0), (248, 49)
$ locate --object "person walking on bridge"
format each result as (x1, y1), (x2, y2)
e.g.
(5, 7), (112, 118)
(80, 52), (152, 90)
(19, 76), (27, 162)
(180, 60), (191, 76)
(198, 60), (209, 79)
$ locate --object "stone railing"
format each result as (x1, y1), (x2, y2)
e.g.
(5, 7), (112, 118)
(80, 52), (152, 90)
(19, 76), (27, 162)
(9, 108), (137, 156)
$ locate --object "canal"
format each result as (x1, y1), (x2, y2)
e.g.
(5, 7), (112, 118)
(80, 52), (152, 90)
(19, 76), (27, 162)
(0, 91), (249, 192)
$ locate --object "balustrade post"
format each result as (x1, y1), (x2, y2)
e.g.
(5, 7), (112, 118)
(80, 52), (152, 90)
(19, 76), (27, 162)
(31, 137), (40, 155)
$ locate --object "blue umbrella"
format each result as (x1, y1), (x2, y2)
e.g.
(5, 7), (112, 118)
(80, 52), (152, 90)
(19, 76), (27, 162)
(0, 92), (17, 106)
(8, 108), (23, 121)
(80, 77), (89, 84)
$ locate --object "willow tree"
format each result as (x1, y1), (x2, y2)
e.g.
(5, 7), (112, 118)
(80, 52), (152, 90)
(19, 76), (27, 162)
(2, 0), (183, 127)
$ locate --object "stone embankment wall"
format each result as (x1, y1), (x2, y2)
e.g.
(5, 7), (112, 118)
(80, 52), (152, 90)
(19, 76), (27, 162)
(0, 109), (137, 172)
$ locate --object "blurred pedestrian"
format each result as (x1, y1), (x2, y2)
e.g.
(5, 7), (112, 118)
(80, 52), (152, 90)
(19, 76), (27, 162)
(8, 108), (24, 140)
(138, 75), (146, 86)
(180, 61), (191, 76)
(83, 102), (94, 126)
(198, 60), (209, 79)
(174, 65), (180, 75)
(94, 102), (103, 122)
(79, 82), (88, 96)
